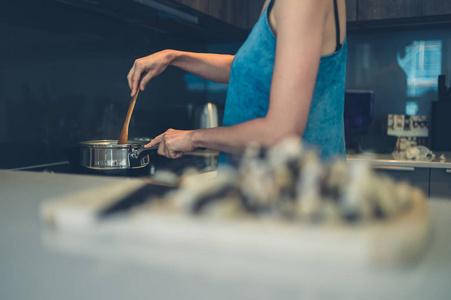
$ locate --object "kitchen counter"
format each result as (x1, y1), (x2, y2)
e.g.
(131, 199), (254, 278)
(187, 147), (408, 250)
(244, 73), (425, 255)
(1, 169), (451, 300)
(347, 152), (451, 169)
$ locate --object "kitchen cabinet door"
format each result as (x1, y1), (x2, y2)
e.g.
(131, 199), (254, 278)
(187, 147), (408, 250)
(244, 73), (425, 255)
(346, 0), (357, 22)
(244, 0), (266, 28)
(430, 169), (451, 199)
(358, 0), (422, 20)
(171, 0), (244, 28)
(373, 166), (429, 197)
(424, 1), (451, 16)
(358, 0), (451, 21)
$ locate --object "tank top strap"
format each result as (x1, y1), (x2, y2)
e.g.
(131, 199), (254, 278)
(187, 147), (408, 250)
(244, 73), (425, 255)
(333, 0), (342, 51)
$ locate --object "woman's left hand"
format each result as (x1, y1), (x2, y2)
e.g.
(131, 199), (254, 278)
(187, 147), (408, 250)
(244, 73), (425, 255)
(145, 129), (196, 159)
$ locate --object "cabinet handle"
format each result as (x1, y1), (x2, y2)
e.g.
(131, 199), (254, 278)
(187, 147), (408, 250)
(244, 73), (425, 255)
(446, 169), (451, 174)
(373, 166), (415, 172)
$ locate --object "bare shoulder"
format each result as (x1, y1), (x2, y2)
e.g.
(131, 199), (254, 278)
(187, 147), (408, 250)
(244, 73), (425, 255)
(270, 0), (346, 55)
(271, 0), (330, 33)
(274, 0), (330, 16)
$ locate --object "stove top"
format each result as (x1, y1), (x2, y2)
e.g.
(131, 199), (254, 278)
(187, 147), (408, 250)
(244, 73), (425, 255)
(12, 151), (218, 178)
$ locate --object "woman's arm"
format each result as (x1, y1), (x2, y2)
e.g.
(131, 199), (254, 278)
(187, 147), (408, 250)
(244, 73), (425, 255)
(146, 0), (331, 158)
(128, 50), (234, 97)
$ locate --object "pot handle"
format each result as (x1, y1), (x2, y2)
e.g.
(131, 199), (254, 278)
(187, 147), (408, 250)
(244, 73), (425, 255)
(130, 146), (159, 160)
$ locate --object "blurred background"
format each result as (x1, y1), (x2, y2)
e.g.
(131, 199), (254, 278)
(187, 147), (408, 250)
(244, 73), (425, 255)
(1, 0), (451, 168)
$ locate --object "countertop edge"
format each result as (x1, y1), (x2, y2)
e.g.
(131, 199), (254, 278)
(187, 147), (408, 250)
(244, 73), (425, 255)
(347, 152), (451, 169)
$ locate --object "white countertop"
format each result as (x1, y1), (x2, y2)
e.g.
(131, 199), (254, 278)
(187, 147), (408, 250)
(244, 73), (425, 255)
(1, 169), (451, 300)
(347, 152), (451, 169)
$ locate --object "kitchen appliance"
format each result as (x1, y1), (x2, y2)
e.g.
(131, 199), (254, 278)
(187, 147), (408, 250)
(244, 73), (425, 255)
(431, 101), (451, 151)
(431, 74), (451, 151)
(437, 74), (451, 102)
(64, 140), (157, 176)
(13, 146), (218, 178)
(344, 90), (374, 151)
(387, 114), (429, 152)
(193, 102), (219, 129)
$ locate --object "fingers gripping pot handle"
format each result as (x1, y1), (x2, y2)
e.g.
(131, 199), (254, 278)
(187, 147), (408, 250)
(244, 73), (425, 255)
(129, 146), (159, 161)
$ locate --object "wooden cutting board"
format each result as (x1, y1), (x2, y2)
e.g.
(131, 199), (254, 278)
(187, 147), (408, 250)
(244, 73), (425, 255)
(368, 188), (429, 266)
(41, 182), (429, 268)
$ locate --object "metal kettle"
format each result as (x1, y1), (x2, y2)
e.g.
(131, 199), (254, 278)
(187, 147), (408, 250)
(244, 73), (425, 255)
(193, 102), (219, 129)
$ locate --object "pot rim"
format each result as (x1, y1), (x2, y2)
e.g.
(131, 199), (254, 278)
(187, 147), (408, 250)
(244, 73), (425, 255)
(79, 139), (148, 148)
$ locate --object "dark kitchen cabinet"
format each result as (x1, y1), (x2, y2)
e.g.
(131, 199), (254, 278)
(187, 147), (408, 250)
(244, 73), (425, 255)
(172, 0), (356, 29)
(430, 169), (451, 199)
(357, 0), (422, 20)
(357, 0), (451, 21)
(373, 166), (430, 197)
(243, 0), (266, 28)
(424, 1), (451, 16)
(346, 0), (357, 22)
(171, 0), (245, 28)
(171, 0), (269, 29)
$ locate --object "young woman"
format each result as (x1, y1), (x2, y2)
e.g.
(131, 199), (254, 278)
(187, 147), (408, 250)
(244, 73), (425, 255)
(127, 0), (347, 161)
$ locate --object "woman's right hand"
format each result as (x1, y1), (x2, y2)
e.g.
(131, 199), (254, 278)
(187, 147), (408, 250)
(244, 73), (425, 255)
(127, 49), (174, 97)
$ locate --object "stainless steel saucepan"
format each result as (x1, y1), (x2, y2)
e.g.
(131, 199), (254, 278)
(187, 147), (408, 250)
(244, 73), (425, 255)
(65, 140), (157, 171)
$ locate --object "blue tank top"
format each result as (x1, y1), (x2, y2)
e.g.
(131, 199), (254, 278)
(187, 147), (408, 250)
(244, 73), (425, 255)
(222, 0), (347, 161)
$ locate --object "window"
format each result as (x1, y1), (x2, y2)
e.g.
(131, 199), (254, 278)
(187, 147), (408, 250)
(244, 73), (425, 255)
(397, 40), (442, 98)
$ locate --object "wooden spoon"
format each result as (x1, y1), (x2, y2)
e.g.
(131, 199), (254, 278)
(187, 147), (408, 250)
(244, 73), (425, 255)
(117, 89), (140, 145)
